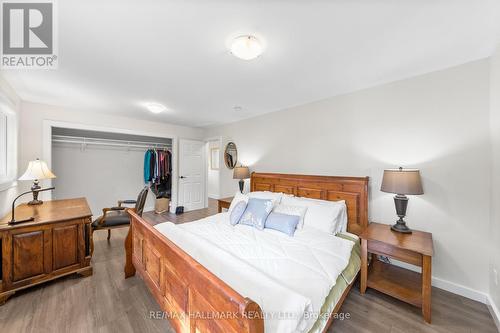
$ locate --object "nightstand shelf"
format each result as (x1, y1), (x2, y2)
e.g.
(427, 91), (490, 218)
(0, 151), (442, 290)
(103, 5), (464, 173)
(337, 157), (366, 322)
(367, 259), (422, 307)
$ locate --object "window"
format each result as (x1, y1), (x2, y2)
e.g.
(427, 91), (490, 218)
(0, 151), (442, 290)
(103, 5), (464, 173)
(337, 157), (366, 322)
(0, 101), (17, 191)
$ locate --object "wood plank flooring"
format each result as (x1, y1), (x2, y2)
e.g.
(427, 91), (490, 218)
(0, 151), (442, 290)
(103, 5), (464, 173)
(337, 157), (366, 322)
(0, 199), (498, 333)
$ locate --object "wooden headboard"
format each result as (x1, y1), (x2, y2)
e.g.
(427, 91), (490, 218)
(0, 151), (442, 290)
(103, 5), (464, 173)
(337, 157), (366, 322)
(250, 172), (369, 235)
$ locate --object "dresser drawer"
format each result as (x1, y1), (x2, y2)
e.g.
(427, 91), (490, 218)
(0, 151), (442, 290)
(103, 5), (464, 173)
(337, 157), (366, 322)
(368, 239), (422, 266)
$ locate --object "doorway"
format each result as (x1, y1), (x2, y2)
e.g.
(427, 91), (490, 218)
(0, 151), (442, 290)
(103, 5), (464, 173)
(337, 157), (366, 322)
(206, 138), (221, 200)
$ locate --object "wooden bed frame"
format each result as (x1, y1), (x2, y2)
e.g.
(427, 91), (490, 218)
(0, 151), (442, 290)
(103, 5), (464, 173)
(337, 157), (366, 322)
(124, 172), (369, 333)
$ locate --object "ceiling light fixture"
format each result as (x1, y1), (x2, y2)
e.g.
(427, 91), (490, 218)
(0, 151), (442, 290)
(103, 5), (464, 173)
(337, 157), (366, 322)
(144, 102), (167, 114)
(230, 35), (263, 60)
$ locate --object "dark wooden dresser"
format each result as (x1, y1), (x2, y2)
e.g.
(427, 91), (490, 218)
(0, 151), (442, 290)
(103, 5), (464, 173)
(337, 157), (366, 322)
(0, 198), (93, 304)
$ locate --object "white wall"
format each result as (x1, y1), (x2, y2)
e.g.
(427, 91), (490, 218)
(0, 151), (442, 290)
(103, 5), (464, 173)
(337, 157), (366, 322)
(0, 76), (20, 218)
(489, 46), (500, 324)
(207, 139), (221, 199)
(207, 60), (492, 300)
(18, 102), (205, 209)
(52, 143), (159, 216)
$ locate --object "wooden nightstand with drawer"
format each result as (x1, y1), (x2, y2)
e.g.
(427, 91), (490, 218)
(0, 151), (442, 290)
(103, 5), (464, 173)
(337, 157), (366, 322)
(360, 222), (434, 323)
(217, 197), (233, 213)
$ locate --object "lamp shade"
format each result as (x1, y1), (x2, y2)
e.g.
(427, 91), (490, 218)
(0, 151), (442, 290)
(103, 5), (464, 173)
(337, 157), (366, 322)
(233, 166), (250, 180)
(18, 159), (56, 181)
(380, 168), (423, 195)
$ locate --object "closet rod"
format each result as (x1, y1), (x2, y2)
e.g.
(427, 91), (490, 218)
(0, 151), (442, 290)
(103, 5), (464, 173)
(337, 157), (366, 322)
(52, 135), (172, 150)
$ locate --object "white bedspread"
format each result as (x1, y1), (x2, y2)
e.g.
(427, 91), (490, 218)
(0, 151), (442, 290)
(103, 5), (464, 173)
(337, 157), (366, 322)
(154, 213), (354, 333)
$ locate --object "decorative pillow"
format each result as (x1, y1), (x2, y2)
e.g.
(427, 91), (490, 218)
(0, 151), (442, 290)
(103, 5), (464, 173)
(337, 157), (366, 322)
(281, 196), (346, 234)
(273, 204), (308, 229)
(230, 201), (247, 225)
(247, 191), (283, 205)
(228, 191), (249, 213)
(239, 198), (274, 230)
(264, 212), (300, 237)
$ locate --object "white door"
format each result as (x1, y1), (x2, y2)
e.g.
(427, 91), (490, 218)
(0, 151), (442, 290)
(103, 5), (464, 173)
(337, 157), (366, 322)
(178, 139), (206, 211)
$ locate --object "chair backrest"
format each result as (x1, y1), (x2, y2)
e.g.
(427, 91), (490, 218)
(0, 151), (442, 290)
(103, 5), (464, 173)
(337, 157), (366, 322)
(135, 186), (149, 216)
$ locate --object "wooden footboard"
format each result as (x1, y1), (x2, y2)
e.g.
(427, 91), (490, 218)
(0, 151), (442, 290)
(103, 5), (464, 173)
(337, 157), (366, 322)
(124, 210), (264, 333)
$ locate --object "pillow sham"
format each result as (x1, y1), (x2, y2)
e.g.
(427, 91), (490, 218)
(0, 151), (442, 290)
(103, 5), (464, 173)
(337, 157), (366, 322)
(247, 191), (283, 205)
(228, 191), (249, 213)
(239, 198), (274, 230)
(230, 201), (247, 225)
(272, 204), (308, 229)
(264, 212), (300, 237)
(333, 201), (348, 234)
(281, 196), (347, 234)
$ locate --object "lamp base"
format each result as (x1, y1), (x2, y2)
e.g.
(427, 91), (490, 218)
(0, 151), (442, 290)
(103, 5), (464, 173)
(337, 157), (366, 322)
(391, 219), (412, 234)
(238, 179), (244, 193)
(9, 216), (35, 225)
(391, 194), (412, 233)
(28, 181), (44, 205)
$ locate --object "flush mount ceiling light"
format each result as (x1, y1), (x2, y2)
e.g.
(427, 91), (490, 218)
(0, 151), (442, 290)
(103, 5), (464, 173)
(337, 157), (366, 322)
(144, 102), (167, 114)
(230, 35), (263, 60)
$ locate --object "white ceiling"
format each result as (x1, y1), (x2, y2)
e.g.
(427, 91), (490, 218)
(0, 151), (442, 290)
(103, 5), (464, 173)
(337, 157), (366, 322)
(2, 0), (500, 127)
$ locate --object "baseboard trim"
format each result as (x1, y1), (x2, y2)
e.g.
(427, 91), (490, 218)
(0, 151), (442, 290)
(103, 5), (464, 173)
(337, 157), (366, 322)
(487, 295), (500, 332)
(431, 276), (488, 303)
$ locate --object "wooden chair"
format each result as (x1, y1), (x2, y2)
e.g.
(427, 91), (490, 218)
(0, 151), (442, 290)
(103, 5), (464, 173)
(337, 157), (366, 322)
(92, 187), (148, 248)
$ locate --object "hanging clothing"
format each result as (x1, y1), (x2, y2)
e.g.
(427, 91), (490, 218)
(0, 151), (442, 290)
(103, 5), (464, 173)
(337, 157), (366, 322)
(144, 149), (172, 198)
(144, 150), (152, 183)
(154, 150), (159, 182)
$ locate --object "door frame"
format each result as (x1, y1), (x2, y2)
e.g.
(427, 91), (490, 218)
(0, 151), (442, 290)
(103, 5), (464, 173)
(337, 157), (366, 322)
(178, 138), (208, 210)
(42, 120), (179, 213)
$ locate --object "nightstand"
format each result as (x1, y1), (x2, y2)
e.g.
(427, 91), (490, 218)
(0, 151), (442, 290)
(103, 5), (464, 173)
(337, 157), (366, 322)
(217, 197), (233, 213)
(360, 222), (434, 323)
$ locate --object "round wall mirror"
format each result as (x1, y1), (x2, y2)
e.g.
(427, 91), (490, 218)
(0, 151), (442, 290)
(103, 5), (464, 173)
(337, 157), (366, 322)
(224, 142), (238, 169)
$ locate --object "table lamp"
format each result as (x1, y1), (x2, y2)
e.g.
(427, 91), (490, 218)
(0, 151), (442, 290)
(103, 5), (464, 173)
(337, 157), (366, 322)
(18, 158), (56, 205)
(233, 166), (250, 193)
(380, 167), (423, 233)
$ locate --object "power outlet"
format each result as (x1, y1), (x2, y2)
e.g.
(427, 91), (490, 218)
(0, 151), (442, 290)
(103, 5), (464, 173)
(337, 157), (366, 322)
(494, 268), (499, 286)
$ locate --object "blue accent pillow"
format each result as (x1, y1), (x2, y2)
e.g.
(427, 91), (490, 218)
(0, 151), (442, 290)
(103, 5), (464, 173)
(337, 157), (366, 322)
(239, 198), (274, 230)
(265, 212), (300, 237)
(230, 201), (247, 225)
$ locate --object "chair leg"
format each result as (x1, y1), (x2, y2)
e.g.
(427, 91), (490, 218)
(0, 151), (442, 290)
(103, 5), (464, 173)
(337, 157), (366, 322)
(107, 229), (111, 241)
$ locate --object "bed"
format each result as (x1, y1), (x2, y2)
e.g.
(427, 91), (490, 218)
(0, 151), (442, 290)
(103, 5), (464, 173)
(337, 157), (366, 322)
(124, 172), (369, 333)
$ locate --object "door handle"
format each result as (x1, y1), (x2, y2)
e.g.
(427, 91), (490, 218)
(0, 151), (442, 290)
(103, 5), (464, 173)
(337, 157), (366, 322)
(180, 176), (186, 179)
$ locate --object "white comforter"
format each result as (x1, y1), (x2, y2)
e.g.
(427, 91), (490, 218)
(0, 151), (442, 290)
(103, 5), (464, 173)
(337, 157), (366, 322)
(154, 213), (354, 333)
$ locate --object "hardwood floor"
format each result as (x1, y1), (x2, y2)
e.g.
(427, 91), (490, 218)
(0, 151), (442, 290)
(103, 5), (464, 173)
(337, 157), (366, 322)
(0, 199), (498, 333)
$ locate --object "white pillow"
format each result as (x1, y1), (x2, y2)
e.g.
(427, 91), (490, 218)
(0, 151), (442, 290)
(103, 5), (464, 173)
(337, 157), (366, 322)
(281, 196), (347, 234)
(273, 204), (308, 229)
(228, 192), (249, 213)
(247, 191), (283, 206)
(335, 201), (348, 234)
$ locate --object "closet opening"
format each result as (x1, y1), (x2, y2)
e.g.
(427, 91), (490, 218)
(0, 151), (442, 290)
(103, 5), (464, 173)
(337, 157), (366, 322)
(48, 126), (175, 216)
